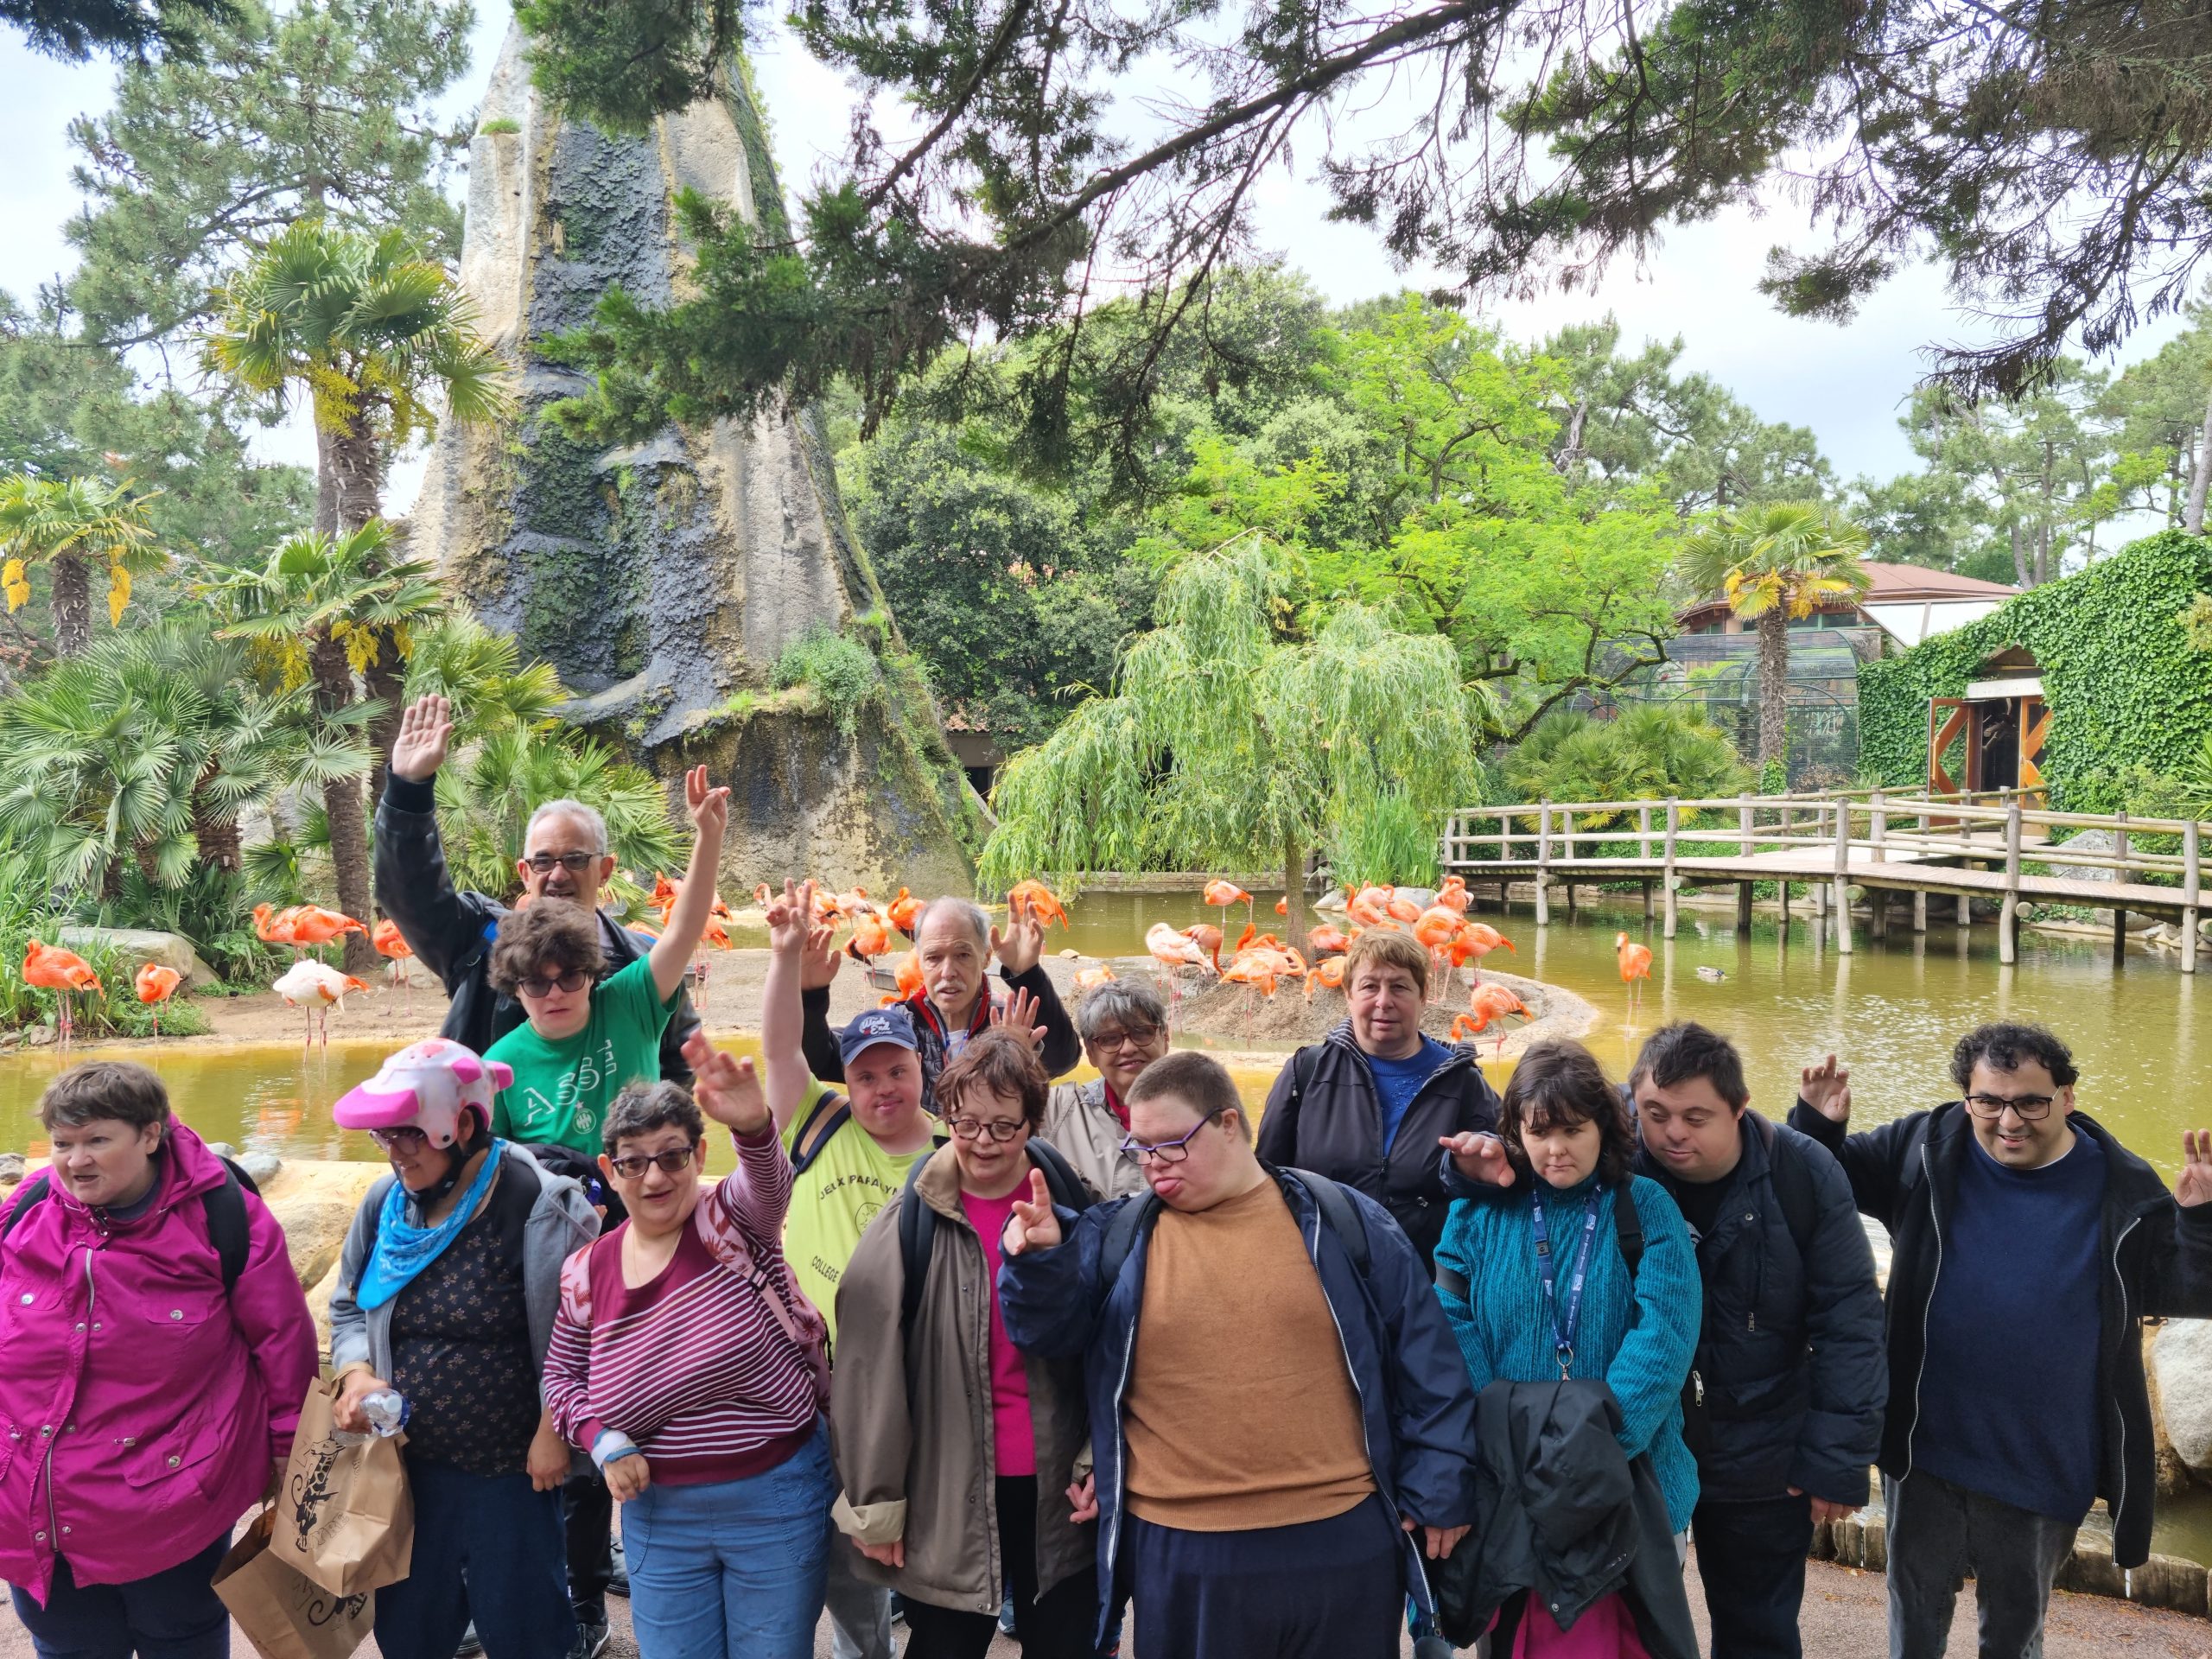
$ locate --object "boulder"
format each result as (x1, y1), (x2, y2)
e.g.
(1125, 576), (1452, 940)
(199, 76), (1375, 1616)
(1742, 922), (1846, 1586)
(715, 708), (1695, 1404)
(0, 1153), (22, 1188)
(255, 1161), (383, 1298)
(56, 926), (217, 988)
(2150, 1318), (2212, 1475)
(2050, 829), (2121, 885)
(238, 1151), (283, 1186)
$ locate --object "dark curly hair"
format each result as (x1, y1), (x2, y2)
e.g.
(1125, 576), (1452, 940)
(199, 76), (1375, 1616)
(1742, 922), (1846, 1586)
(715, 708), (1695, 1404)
(1950, 1022), (2078, 1092)
(488, 902), (605, 997)
(1498, 1039), (1637, 1188)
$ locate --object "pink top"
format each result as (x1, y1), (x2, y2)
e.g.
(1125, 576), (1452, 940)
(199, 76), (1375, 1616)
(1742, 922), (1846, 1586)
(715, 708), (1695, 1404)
(959, 1187), (1036, 1478)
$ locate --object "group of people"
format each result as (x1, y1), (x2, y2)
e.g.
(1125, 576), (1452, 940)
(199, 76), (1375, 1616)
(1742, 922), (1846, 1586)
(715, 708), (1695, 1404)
(5, 690), (2212, 1659)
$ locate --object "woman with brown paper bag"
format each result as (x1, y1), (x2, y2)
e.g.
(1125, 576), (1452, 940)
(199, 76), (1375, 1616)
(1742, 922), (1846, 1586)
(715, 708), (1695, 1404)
(0, 1062), (318, 1658)
(327, 1039), (599, 1659)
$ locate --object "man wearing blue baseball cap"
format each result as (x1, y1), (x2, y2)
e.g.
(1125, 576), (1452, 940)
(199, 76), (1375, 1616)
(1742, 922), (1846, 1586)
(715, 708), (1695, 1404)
(757, 881), (947, 1659)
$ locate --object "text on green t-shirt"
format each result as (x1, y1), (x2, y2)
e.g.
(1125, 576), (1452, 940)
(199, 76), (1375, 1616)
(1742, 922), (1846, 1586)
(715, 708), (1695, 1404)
(485, 955), (676, 1154)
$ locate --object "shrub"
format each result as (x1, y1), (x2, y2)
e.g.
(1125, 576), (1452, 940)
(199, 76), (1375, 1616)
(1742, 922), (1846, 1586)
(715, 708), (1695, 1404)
(1503, 706), (1752, 818)
(1328, 790), (1440, 889)
(772, 625), (883, 737)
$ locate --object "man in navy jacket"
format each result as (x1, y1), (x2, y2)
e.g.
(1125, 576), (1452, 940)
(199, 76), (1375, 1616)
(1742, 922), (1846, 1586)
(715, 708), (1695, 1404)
(999, 1051), (1477, 1659)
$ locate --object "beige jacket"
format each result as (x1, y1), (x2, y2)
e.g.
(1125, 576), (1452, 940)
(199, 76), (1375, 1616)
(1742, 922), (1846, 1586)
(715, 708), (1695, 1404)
(830, 1146), (1094, 1614)
(1040, 1079), (1147, 1200)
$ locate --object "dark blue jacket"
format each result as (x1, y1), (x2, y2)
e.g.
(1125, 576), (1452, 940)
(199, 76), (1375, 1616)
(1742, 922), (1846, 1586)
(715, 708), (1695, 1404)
(997, 1166), (1479, 1644)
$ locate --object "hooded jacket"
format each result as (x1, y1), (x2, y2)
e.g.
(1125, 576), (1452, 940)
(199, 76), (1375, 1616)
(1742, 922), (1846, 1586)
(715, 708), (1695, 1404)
(1435, 1379), (1699, 1659)
(1789, 1100), (2212, 1566)
(830, 1146), (1093, 1614)
(997, 1166), (1479, 1646)
(1255, 1021), (1501, 1268)
(0, 1120), (319, 1599)
(373, 772), (701, 1087)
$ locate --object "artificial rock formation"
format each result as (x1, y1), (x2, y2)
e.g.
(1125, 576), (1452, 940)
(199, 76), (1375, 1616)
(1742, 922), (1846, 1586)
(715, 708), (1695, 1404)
(410, 24), (980, 893)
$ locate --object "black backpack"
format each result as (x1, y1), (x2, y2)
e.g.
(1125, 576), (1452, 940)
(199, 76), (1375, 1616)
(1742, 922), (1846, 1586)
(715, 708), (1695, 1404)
(789, 1090), (855, 1174)
(897, 1138), (1093, 1328)
(0, 1158), (257, 1291)
(1098, 1164), (1374, 1290)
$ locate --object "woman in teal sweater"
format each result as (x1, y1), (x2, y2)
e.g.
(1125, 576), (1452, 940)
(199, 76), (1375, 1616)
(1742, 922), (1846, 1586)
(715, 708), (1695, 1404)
(1434, 1039), (1703, 1552)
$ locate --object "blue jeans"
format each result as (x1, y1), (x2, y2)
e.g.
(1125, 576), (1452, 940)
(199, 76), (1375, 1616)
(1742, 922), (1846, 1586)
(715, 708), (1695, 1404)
(9, 1533), (230, 1659)
(622, 1419), (838, 1659)
(374, 1456), (575, 1659)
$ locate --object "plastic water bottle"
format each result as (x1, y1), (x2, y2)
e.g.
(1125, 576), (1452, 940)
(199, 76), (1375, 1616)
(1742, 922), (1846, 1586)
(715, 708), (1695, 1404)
(361, 1389), (410, 1438)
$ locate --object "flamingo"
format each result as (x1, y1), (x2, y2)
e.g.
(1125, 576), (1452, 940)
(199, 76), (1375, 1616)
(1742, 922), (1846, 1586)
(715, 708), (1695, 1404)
(1203, 880), (1254, 931)
(1615, 931), (1654, 1027)
(372, 918), (416, 1010)
(273, 960), (368, 1050)
(1006, 880), (1071, 931)
(1452, 982), (1534, 1057)
(1385, 890), (1423, 924)
(1144, 922), (1217, 1023)
(1414, 905), (1470, 999)
(1074, 964), (1118, 992)
(252, 903), (303, 950)
(1436, 875), (1471, 914)
(133, 963), (182, 1039)
(887, 887), (923, 938)
(23, 941), (101, 1046)
(1181, 923), (1225, 972)
(286, 906), (366, 963)
(1347, 885), (1393, 929)
(847, 911), (893, 963)
(1305, 955), (1348, 1001)
(1306, 925), (1350, 957)
(878, 950), (925, 1009)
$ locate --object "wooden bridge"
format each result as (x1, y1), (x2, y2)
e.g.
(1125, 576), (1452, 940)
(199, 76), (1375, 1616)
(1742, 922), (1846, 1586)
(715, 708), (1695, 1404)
(1440, 789), (2209, 969)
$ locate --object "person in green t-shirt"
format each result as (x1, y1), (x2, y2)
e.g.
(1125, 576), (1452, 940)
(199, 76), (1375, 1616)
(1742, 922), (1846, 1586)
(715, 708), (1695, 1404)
(485, 766), (730, 1154)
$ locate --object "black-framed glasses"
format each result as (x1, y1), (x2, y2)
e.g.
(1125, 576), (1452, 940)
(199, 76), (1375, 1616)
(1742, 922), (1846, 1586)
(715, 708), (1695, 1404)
(524, 851), (600, 874)
(368, 1126), (429, 1153)
(1087, 1026), (1164, 1054)
(1965, 1092), (2058, 1122)
(946, 1116), (1027, 1143)
(518, 969), (590, 999)
(607, 1145), (702, 1180)
(1119, 1109), (1227, 1165)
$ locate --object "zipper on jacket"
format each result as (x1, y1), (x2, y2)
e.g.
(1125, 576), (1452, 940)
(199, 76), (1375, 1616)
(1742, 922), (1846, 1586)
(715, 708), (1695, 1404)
(1102, 1273), (1141, 1609)
(43, 1244), (98, 1554)
(1904, 1141), (1943, 1478)
(2107, 1211), (2142, 1554)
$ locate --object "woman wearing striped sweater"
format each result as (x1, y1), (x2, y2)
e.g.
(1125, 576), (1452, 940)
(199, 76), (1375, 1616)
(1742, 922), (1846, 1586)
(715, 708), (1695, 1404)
(543, 1033), (836, 1659)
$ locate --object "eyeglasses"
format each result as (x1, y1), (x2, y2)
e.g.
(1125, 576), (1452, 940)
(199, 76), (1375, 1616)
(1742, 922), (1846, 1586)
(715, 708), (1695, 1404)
(1087, 1027), (1164, 1054)
(524, 851), (600, 874)
(945, 1116), (1028, 1143)
(1965, 1092), (2059, 1122)
(517, 969), (589, 999)
(1119, 1109), (1227, 1165)
(368, 1127), (429, 1153)
(607, 1145), (701, 1180)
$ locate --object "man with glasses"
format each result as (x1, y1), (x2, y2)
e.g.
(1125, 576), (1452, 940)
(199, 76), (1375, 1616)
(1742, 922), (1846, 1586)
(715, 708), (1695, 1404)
(376, 693), (703, 1085)
(1790, 1022), (2212, 1659)
(374, 694), (699, 1659)
(999, 1050), (1478, 1658)
(1041, 980), (1173, 1198)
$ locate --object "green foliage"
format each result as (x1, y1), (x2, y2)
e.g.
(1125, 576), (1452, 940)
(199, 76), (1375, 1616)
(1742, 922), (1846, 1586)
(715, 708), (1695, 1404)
(1327, 791), (1440, 890)
(1859, 531), (2212, 809)
(90, 865), (288, 984)
(478, 117), (518, 135)
(1503, 707), (1752, 813)
(515, 0), (743, 135)
(429, 727), (679, 906)
(5, 0), (234, 61)
(772, 625), (882, 739)
(0, 472), (168, 654)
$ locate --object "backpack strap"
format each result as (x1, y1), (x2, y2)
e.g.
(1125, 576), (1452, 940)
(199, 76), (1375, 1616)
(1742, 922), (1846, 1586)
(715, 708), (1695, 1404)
(1100, 1191), (1162, 1289)
(0, 1163), (252, 1292)
(899, 1141), (1096, 1329)
(1751, 1114), (1819, 1258)
(1612, 1180), (1644, 1279)
(788, 1090), (852, 1175)
(1284, 1167), (1372, 1276)
(0, 1173), (53, 1247)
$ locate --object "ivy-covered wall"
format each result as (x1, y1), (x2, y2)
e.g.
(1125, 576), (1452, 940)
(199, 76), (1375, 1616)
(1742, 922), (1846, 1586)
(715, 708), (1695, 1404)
(1858, 531), (2212, 810)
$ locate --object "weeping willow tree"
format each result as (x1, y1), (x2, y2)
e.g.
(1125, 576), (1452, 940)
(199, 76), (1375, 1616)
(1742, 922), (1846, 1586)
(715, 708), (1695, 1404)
(980, 533), (1491, 944)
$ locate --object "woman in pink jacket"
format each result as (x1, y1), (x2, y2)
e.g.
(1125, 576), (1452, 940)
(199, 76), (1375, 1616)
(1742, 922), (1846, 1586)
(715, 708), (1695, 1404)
(0, 1061), (318, 1658)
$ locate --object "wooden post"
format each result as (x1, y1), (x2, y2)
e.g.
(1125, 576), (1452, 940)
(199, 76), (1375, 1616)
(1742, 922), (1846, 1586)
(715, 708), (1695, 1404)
(1737, 881), (1754, 930)
(1535, 804), (1552, 927)
(1999, 797), (2022, 965)
(1643, 878), (1654, 920)
(1560, 809), (1576, 917)
(1738, 794), (1754, 859)
(1662, 800), (1680, 940)
(1871, 888), (1889, 940)
(2112, 809), (2131, 968)
(1639, 804), (1653, 862)
(2186, 820), (2202, 976)
(1870, 791), (1888, 861)
(1780, 879), (1792, 923)
(1913, 890), (1928, 932)
(1833, 799), (1854, 954)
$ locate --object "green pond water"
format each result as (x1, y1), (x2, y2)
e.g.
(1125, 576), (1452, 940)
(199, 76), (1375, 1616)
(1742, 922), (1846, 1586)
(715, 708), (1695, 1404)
(8, 894), (2212, 1559)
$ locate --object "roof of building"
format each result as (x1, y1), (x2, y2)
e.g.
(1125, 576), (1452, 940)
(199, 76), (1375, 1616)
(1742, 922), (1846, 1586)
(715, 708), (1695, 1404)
(1677, 561), (2016, 624)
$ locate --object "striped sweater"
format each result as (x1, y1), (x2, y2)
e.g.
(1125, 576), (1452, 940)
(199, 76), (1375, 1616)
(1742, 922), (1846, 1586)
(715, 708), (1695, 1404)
(543, 1128), (830, 1486)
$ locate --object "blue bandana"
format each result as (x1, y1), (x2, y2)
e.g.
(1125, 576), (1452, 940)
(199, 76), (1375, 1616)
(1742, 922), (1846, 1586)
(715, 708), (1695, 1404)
(356, 1140), (508, 1312)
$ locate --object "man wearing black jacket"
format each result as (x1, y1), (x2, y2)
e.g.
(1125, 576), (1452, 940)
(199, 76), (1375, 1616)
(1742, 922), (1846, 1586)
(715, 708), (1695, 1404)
(1446, 1022), (1884, 1659)
(1791, 1023), (2212, 1659)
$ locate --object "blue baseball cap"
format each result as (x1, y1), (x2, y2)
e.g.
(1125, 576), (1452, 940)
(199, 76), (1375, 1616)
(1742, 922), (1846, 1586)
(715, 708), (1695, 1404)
(838, 1005), (921, 1068)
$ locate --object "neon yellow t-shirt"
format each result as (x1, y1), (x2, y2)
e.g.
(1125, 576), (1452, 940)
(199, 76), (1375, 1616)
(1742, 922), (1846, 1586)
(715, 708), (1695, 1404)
(780, 1074), (940, 1349)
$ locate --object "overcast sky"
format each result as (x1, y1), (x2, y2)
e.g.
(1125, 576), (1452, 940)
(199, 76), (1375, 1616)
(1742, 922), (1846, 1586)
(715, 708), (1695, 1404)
(0, 7), (2188, 510)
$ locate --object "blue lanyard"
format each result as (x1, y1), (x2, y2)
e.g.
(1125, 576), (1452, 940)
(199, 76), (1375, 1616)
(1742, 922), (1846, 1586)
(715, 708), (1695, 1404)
(1530, 1186), (1604, 1379)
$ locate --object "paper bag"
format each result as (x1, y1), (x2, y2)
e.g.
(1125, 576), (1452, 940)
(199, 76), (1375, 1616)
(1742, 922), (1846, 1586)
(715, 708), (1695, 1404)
(272, 1377), (414, 1597)
(213, 1510), (376, 1659)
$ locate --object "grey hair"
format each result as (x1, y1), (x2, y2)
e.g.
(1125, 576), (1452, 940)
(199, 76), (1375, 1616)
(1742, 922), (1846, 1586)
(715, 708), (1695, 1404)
(602, 1079), (705, 1157)
(917, 896), (991, 949)
(526, 798), (609, 856)
(1077, 979), (1168, 1043)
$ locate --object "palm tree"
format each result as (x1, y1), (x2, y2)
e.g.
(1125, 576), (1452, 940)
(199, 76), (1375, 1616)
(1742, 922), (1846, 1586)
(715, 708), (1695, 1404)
(204, 219), (512, 537)
(0, 474), (167, 656)
(432, 727), (679, 906)
(204, 522), (443, 973)
(1674, 501), (1872, 772)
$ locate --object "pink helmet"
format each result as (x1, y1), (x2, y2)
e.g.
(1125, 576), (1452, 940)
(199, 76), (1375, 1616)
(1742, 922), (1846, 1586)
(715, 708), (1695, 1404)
(334, 1038), (512, 1148)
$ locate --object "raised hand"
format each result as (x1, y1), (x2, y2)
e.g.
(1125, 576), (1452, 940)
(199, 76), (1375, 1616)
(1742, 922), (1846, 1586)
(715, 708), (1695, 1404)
(989, 985), (1047, 1051)
(765, 880), (814, 957)
(389, 695), (454, 784)
(1001, 1167), (1063, 1256)
(798, 923), (843, 992)
(991, 899), (1045, 976)
(683, 766), (730, 841)
(1440, 1130), (1515, 1188)
(2179, 1130), (2212, 1208)
(1800, 1054), (1852, 1122)
(695, 1046), (770, 1137)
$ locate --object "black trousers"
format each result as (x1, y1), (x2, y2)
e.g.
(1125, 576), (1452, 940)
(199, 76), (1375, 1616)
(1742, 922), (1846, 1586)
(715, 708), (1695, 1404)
(901, 1476), (1098, 1659)
(563, 1466), (613, 1625)
(1692, 1492), (1815, 1659)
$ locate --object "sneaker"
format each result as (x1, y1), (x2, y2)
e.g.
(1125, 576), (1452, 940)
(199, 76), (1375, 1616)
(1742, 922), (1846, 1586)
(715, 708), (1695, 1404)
(570, 1617), (611, 1659)
(454, 1626), (484, 1659)
(606, 1535), (630, 1599)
